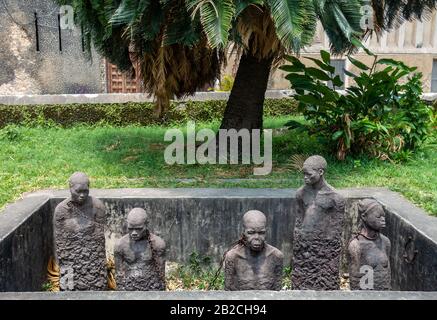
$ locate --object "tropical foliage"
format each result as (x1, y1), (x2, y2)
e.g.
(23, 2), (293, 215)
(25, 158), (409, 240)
(57, 0), (366, 116)
(280, 42), (434, 161)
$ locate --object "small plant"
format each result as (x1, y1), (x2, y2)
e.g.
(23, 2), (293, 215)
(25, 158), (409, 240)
(41, 281), (54, 292)
(286, 154), (309, 172)
(0, 125), (22, 141)
(282, 266), (292, 290)
(166, 252), (224, 290)
(218, 74), (235, 92)
(280, 39), (434, 161)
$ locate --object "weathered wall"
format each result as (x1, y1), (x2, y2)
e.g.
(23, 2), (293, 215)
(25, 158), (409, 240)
(49, 192), (296, 267)
(0, 196), (52, 292)
(0, 0), (104, 95)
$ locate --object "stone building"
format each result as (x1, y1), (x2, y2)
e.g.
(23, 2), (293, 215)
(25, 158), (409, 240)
(266, 13), (437, 92)
(0, 0), (105, 95)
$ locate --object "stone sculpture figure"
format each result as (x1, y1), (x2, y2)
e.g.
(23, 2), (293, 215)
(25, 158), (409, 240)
(348, 199), (391, 290)
(53, 172), (107, 291)
(224, 210), (284, 291)
(115, 208), (166, 291)
(291, 155), (345, 290)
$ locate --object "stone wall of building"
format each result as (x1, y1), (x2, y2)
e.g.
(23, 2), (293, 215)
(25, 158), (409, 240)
(0, 0), (104, 95)
(223, 12), (437, 92)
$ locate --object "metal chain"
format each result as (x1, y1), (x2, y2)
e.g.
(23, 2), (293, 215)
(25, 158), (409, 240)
(67, 200), (164, 285)
(209, 235), (246, 289)
(66, 200), (106, 227)
(146, 230), (166, 285)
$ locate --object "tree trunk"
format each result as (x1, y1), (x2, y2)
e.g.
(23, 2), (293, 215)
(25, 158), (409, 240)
(220, 52), (273, 131)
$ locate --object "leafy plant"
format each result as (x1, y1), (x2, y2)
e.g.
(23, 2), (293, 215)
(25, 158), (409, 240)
(0, 125), (22, 141)
(41, 281), (54, 291)
(282, 266), (292, 289)
(166, 252), (224, 290)
(0, 99), (297, 129)
(280, 40), (434, 161)
(218, 74), (235, 92)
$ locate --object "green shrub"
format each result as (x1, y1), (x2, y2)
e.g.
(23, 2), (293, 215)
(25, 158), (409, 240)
(0, 99), (297, 128)
(166, 252), (224, 290)
(218, 74), (235, 92)
(280, 42), (434, 161)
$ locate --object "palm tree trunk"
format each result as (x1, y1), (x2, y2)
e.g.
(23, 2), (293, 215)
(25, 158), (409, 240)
(219, 51), (273, 131)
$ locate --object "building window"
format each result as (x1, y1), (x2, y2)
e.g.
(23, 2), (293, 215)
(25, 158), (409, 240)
(328, 59), (345, 89)
(432, 60), (437, 92)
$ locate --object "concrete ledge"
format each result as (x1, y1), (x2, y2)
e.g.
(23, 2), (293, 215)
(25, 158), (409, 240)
(0, 195), (50, 242)
(0, 290), (436, 300)
(0, 91), (435, 105)
(0, 91), (288, 105)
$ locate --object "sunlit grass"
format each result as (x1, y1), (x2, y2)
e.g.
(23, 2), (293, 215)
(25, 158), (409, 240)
(0, 116), (435, 215)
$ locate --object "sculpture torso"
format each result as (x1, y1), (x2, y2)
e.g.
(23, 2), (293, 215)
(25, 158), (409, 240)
(348, 234), (391, 290)
(224, 244), (283, 291)
(115, 233), (166, 291)
(292, 184), (345, 290)
(300, 187), (344, 238)
(54, 196), (107, 291)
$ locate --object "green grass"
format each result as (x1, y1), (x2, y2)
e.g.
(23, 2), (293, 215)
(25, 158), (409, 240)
(0, 115), (436, 215)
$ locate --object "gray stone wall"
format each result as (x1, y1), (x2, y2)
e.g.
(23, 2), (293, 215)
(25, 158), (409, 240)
(0, 0), (104, 95)
(0, 196), (53, 292)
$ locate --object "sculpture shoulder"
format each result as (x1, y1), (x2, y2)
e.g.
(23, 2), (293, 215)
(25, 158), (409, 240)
(334, 191), (345, 204)
(380, 234), (391, 247)
(265, 244), (284, 260)
(225, 245), (244, 261)
(54, 198), (70, 220)
(321, 184), (344, 200)
(115, 234), (130, 254)
(150, 234), (166, 252)
(324, 186), (345, 208)
(91, 197), (106, 214)
(348, 237), (361, 256)
(296, 186), (305, 200)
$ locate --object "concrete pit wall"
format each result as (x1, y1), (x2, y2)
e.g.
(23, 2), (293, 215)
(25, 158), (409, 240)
(0, 188), (436, 292)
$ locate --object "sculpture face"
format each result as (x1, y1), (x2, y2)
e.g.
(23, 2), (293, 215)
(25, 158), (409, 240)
(127, 208), (148, 241)
(70, 183), (89, 205)
(362, 205), (386, 231)
(303, 166), (323, 186)
(243, 211), (267, 252)
(128, 220), (147, 241)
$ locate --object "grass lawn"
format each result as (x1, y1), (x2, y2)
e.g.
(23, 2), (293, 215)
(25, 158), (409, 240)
(0, 116), (436, 215)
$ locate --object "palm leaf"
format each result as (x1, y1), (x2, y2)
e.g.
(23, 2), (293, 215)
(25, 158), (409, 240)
(186, 0), (236, 48)
(235, 0), (265, 16)
(265, 0), (317, 52)
(313, 0), (363, 54)
(109, 0), (150, 26)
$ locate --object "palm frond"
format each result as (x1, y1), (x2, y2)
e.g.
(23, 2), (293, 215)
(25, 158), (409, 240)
(235, 0), (265, 16)
(186, 0), (236, 48)
(314, 0), (364, 55)
(287, 154), (309, 172)
(265, 0), (317, 53)
(110, 0), (150, 26)
(374, 0), (437, 30)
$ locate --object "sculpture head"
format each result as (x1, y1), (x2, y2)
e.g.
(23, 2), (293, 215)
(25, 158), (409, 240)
(302, 155), (327, 186)
(127, 208), (149, 241)
(242, 210), (267, 252)
(358, 199), (386, 232)
(69, 172), (90, 205)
